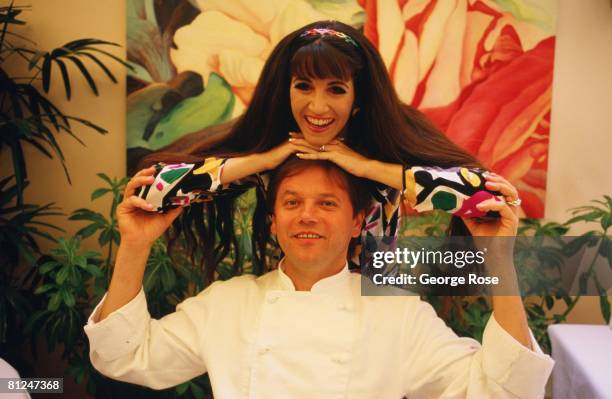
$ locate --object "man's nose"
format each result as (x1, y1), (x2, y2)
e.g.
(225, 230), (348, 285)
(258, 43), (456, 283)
(307, 91), (329, 114)
(298, 203), (319, 224)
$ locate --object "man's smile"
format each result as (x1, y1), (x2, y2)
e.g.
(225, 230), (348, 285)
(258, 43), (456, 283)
(293, 232), (324, 239)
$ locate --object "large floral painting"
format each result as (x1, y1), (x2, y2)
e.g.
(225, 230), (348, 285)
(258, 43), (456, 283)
(127, 0), (557, 218)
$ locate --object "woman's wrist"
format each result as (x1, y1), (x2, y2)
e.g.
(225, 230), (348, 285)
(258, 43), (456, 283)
(364, 160), (404, 190)
(119, 237), (154, 253)
(254, 152), (273, 172)
(221, 153), (268, 184)
(359, 158), (379, 180)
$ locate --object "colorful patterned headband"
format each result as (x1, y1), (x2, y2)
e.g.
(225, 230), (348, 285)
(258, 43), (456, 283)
(299, 28), (359, 48)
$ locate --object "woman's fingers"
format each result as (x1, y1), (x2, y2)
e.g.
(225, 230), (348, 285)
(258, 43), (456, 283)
(319, 143), (342, 152)
(288, 137), (320, 150)
(288, 131), (305, 140)
(295, 151), (330, 160)
(290, 138), (344, 153)
(135, 165), (156, 176)
(485, 174), (519, 200)
(289, 143), (318, 154)
(477, 197), (518, 220)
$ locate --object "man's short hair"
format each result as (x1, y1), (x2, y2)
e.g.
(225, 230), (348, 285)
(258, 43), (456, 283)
(266, 157), (371, 217)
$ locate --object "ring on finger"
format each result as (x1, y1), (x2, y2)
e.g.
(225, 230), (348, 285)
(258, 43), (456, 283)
(506, 197), (522, 207)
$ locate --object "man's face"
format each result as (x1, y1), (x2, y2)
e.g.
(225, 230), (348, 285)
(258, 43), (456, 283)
(271, 166), (363, 272)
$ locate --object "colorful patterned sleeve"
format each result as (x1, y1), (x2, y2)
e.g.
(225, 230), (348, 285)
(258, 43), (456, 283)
(403, 166), (502, 219)
(354, 166), (502, 270)
(136, 158), (261, 213)
(362, 166), (500, 241)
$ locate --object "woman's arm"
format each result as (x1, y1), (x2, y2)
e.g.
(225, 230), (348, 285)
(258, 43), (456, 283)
(139, 138), (319, 213)
(221, 137), (321, 182)
(462, 172), (532, 349)
(296, 139), (500, 218)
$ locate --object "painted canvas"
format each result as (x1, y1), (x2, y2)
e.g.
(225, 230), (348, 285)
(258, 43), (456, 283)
(127, 0), (557, 217)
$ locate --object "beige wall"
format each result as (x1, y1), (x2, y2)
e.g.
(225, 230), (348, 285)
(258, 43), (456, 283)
(546, 0), (612, 323)
(3, 0), (611, 326)
(2, 0), (127, 248)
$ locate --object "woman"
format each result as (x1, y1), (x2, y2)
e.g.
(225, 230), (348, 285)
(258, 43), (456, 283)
(133, 20), (520, 283)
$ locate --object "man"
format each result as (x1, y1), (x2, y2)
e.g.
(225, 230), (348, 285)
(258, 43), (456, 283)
(85, 159), (554, 398)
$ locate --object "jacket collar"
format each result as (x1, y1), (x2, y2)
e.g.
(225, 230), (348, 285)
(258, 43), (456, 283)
(276, 258), (353, 298)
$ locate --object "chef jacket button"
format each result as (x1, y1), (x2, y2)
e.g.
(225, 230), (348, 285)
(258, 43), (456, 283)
(338, 303), (351, 311)
(258, 347), (270, 355)
(267, 295), (279, 304)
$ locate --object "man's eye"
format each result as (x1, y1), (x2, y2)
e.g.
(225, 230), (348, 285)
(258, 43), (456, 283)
(329, 86), (347, 94)
(293, 82), (311, 91)
(284, 199), (298, 206)
(322, 200), (337, 207)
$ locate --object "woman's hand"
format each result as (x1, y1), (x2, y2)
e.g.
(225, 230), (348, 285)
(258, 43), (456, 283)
(462, 173), (520, 237)
(117, 166), (183, 248)
(290, 134), (371, 177)
(260, 132), (319, 170)
(220, 134), (319, 184)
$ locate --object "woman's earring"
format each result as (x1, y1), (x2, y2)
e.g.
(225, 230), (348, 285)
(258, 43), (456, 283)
(351, 107), (360, 117)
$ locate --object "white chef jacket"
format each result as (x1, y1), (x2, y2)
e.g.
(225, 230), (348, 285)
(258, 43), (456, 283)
(84, 263), (554, 399)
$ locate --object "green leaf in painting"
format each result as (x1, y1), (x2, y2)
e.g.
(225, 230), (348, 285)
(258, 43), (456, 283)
(147, 73), (235, 150)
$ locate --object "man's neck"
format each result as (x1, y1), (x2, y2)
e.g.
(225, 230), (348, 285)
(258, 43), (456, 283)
(281, 259), (346, 291)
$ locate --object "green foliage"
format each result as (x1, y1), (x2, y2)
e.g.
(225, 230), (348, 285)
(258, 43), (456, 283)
(17, 175), (219, 397)
(0, 176), (64, 264)
(0, 3), (129, 207)
(72, 173), (128, 234)
(412, 196), (612, 352)
(401, 210), (451, 237)
(0, 175), (64, 344)
(26, 236), (102, 353)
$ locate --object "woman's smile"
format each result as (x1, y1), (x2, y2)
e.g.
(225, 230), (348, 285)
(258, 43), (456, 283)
(304, 115), (335, 132)
(290, 76), (355, 146)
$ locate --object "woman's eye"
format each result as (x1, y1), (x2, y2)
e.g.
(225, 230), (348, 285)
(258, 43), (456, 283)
(284, 199), (298, 206)
(293, 82), (311, 91)
(322, 200), (337, 207)
(329, 86), (347, 94)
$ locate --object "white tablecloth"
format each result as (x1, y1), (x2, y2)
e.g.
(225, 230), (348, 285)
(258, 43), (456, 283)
(548, 324), (612, 399)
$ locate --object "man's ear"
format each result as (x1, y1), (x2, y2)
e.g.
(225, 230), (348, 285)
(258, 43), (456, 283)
(351, 211), (365, 238)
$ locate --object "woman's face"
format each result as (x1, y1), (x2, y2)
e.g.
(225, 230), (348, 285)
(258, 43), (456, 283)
(290, 76), (355, 146)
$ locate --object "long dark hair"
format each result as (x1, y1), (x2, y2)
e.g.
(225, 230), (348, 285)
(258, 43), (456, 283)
(138, 21), (480, 285)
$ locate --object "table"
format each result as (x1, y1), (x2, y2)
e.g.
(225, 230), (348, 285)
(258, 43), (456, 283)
(548, 324), (612, 399)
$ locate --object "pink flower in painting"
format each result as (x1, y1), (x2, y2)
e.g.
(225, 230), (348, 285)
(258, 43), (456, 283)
(360, 0), (556, 217)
